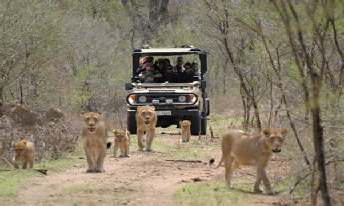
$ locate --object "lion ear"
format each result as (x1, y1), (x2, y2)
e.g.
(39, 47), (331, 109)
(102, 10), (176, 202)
(263, 128), (271, 137)
(81, 111), (85, 117)
(150, 106), (155, 111)
(281, 128), (288, 136)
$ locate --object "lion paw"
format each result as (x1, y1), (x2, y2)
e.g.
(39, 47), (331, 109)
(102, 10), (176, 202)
(119, 154), (129, 158)
(254, 188), (263, 193)
(95, 169), (105, 173)
(86, 168), (95, 173)
(265, 190), (275, 195)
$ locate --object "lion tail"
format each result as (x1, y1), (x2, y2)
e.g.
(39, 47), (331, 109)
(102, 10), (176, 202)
(215, 156), (224, 168)
(106, 142), (112, 149)
(215, 132), (234, 169)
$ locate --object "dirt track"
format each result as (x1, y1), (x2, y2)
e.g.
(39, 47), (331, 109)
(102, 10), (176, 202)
(2, 134), (287, 206)
(9, 136), (221, 206)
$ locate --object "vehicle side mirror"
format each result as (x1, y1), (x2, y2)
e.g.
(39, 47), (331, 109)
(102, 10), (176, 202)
(200, 80), (206, 90)
(125, 83), (133, 91)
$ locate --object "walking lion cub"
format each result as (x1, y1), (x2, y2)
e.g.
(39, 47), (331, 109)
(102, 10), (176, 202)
(217, 128), (288, 195)
(112, 129), (130, 157)
(180, 120), (191, 142)
(13, 138), (35, 169)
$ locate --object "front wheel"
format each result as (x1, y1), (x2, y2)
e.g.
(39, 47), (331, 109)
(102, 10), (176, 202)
(127, 111), (137, 134)
(200, 117), (207, 135)
(190, 114), (201, 135)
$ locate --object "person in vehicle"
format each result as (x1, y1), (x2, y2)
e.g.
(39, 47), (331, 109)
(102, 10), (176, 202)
(173, 56), (185, 73)
(168, 56), (185, 83)
(154, 58), (167, 83)
(189, 62), (199, 80)
(137, 56), (162, 83)
(165, 58), (176, 82)
(183, 62), (193, 82)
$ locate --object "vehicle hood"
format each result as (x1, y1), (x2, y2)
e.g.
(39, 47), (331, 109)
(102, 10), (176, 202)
(130, 82), (200, 93)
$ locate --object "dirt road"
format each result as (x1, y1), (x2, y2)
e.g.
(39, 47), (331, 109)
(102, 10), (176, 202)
(2, 134), (288, 206)
(8, 135), (220, 206)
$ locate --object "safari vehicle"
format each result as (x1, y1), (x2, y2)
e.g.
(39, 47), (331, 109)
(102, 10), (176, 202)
(125, 46), (210, 135)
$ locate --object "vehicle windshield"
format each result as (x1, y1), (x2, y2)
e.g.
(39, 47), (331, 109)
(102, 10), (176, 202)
(134, 54), (200, 83)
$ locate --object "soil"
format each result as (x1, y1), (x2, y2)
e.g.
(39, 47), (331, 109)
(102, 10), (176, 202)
(1, 134), (288, 206)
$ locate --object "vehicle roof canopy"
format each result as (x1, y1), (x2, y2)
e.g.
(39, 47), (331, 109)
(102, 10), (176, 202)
(133, 47), (207, 56)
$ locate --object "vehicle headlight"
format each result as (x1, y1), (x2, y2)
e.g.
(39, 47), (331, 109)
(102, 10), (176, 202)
(127, 94), (136, 104)
(138, 95), (147, 103)
(178, 95), (187, 102)
(187, 94), (197, 104)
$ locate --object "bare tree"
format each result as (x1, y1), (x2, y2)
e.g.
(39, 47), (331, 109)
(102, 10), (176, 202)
(271, 1), (334, 205)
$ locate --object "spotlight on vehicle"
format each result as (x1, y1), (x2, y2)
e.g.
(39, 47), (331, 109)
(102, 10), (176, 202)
(138, 96), (147, 103)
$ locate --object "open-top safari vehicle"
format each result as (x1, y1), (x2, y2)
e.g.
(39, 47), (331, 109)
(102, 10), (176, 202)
(125, 46), (210, 135)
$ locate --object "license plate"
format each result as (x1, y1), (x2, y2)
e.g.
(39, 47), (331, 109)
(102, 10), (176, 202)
(156, 110), (172, 116)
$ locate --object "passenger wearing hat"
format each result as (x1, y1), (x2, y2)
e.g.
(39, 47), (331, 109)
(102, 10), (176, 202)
(137, 56), (162, 83)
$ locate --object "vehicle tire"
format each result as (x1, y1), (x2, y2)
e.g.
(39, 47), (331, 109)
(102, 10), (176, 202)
(200, 117), (207, 135)
(191, 114), (201, 136)
(127, 111), (137, 134)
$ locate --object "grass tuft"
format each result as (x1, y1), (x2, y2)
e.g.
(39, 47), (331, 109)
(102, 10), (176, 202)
(175, 181), (250, 206)
(0, 148), (83, 197)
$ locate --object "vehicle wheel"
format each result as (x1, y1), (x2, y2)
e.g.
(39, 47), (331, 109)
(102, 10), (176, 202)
(201, 117), (207, 135)
(191, 114), (201, 136)
(127, 111), (137, 134)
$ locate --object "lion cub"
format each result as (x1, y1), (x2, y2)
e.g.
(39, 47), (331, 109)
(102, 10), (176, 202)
(217, 128), (287, 195)
(136, 106), (157, 152)
(113, 129), (130, 157)
(180, 120), (191, 142)
(13, 138), (35, 169)
(81, 112), (107, 173)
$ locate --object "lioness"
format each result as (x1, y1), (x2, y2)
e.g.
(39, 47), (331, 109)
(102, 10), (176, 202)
(136, 106), (157, 151)
(113, 129), (130, 157)
(13, 138), (35, 169)
(81, 112), (107, 173)
(217, 128), (288, 195)
(180, 120), (191, 142)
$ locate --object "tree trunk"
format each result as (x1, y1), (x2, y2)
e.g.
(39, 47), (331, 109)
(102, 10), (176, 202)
(0, 86), (4, 102)
(251, 96), (262, 131)
(310, 82), (331, 206)
(311, 107), (331, 205)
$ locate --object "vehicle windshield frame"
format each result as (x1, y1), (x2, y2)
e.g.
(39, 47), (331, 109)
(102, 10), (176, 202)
(131, 48), (207, 82)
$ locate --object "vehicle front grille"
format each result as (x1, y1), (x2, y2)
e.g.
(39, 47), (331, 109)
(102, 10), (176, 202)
(137, 93), (194, 105)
